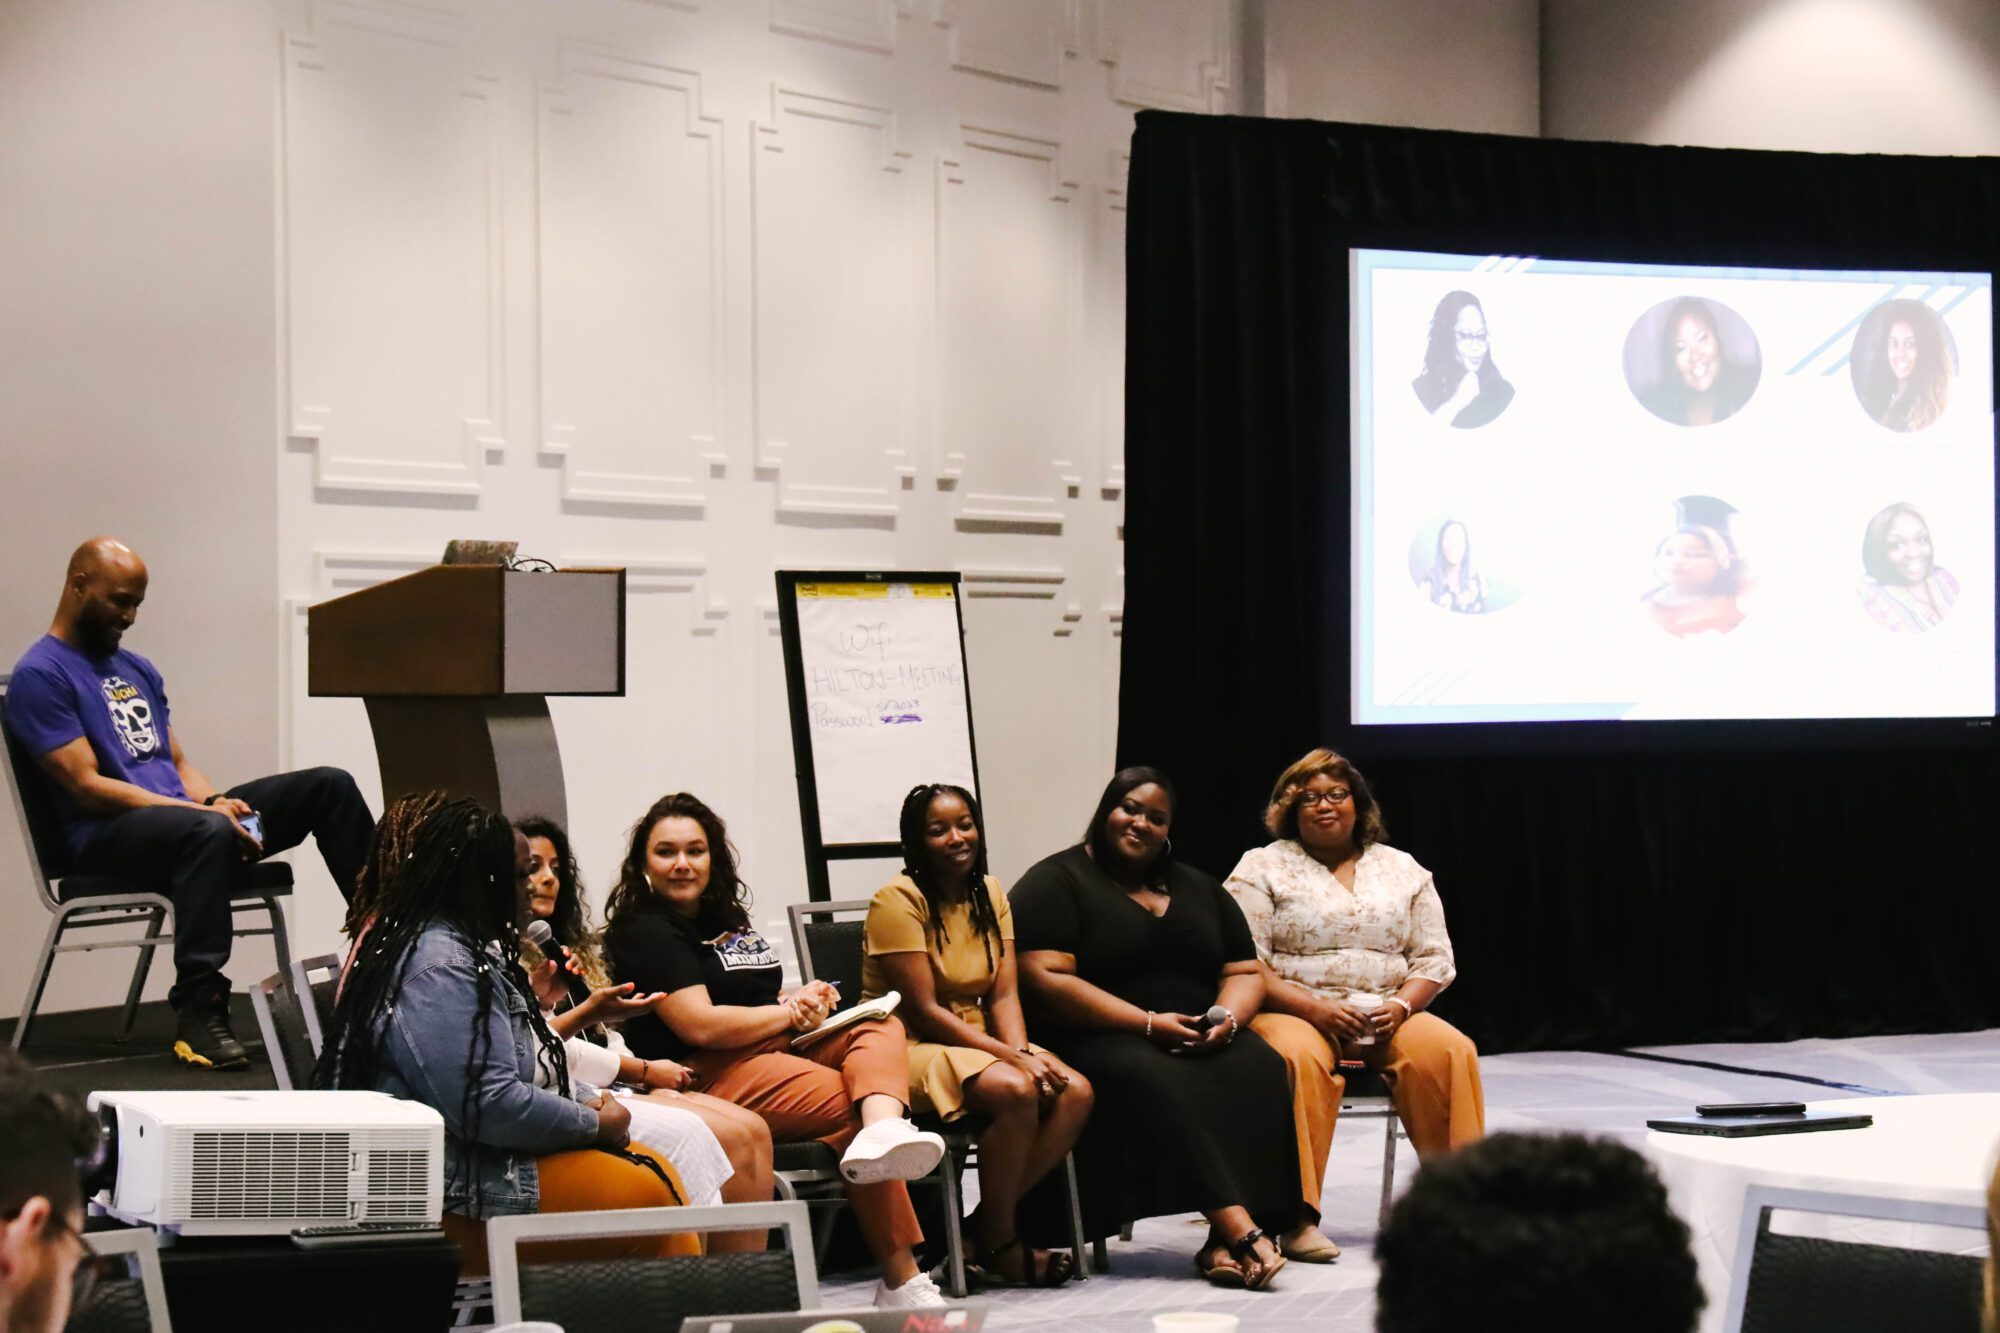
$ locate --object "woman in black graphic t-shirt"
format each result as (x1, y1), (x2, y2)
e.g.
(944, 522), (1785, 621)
(603, 792), (950, 1309)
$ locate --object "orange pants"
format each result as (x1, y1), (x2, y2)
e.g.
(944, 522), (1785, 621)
(1252, 1010), (1485, 1218)
(682, 1016), (923, 1258)
(444, 1145), (700, 1276)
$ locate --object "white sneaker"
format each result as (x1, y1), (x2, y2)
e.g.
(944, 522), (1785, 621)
(840, 1117), (946, 1184)
(874, 1271), (947, 1309)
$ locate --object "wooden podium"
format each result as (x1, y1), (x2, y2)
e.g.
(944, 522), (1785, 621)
(307, 565), (625, 829)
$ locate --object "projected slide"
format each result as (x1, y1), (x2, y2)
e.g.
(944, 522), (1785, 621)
(1350, 249), (1995, 725)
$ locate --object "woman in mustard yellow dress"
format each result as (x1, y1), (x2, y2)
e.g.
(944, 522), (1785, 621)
(862, 783), (1095, 1287)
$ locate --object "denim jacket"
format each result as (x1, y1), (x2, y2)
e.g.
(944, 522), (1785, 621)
(370, 922), (599, 1217)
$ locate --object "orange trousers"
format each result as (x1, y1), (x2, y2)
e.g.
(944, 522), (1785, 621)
(682, 1015), (924, 1258)
(1252, 1010), (1485, 1218)
(444, 1145), (700, 1277)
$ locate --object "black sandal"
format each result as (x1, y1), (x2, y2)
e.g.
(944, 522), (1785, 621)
(1227, 1227), (1286, 1292)
(973, 1235), (1074, 1288)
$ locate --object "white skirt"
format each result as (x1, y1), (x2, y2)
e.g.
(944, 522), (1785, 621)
(615, 1091), (734, 1206)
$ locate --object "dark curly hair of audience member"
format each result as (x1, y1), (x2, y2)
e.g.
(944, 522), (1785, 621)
(315, 796), (572, 1140)
(0, 1048), (101, 1223)
(1376, 1132), (1704, 1333)
(897, 782), (1001, 970)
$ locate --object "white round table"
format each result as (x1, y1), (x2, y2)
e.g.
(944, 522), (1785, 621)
(1645, 1093), (1999, 1332)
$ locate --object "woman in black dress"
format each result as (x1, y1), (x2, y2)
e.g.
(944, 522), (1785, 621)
(1011, 767), (1301, 1290)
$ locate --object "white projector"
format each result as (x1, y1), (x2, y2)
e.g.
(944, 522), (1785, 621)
(86, 1090), (444, 1235)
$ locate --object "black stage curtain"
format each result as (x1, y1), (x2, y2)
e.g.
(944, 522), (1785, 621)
(1118, 112), (2000, 1054)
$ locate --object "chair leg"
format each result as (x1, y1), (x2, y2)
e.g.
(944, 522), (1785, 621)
(1092, 1238), (1109, 1272)
(12, 912), (68, 1052)
(1377, 1118), (1400, 1230)
(1062, 1152), (1089, 1280)
(1119, 1219), (1133, 1242)
(119, 908), (166, 1040)
(264, 895), (292, 978)
(937, 1147), (967, 1298)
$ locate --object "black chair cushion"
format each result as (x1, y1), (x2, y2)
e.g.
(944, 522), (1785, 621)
(802, 919), (866, 997)
(55, 861), (294, 902)
(63, 1277), (153, 1333)
(518, 1251), (801, 1333)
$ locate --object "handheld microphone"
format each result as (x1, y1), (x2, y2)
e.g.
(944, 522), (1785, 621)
(523, 919), (591, 1005)
(1203, 1005), (1233, 1030)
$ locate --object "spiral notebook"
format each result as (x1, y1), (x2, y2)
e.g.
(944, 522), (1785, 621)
(790, 990), (900, 1049)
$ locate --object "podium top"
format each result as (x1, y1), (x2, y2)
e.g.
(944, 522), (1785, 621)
(307, 565), (625, 698)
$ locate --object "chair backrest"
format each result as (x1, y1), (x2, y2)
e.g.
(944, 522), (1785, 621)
(787, 899), (872, 1000)
(488, 1201), (818, 1331)
(67, 1226), (174, 1333)
(250, 968), (319, 1090)
(293, 952), (343, 1056)
(0, 673), (72, 894)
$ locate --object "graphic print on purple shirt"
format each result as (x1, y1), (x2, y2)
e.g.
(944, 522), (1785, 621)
(3, 634), (187, 858)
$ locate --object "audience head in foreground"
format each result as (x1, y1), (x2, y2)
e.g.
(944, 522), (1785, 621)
(1376, 1131), (1704, 1333)
(0, 1049), (103, 1333)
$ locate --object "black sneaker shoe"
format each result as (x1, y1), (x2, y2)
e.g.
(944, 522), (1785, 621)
(173, 991), (250, 1070)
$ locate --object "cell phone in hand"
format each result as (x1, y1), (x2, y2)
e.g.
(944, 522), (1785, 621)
(239, 811), (264, 843)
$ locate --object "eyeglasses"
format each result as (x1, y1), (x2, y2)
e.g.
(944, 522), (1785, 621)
(1455, 330), (1489, 344)
(1296, 788), (1352, 808)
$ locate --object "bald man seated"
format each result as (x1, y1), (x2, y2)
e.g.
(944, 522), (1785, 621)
(3, 539), (373, 1070)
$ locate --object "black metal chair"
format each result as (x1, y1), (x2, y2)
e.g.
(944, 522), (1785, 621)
(249, 954), (341, 1089)
(787, 899), (1090, 1296)
(2, 673), (293, 1052)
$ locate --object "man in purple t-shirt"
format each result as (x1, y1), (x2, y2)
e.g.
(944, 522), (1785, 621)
(3, 538), (373, 1070)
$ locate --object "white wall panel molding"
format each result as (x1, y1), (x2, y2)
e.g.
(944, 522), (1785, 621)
(752, 88), (918, 521)
(280, 0), (506, 498)
(932, 0), (1078, 89)
(771, 0), (913, 55)
(278, 549), (433, 772)
(962, 566), (1085, 636)
(1097, 148), (1128, 494)
(936, 123), (1079, 533)
(1097, 0), (1231, 112)
(538, 47), (726, 512)
(565, 555), (728, 635)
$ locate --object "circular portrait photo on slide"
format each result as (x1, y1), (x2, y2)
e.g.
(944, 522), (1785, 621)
(1410, 290), (1516, 429)
(1849, 300), (1957, 433)
(1640, 495), (1748, 638)
(1857, 502), (1958, 633)
(1407, 516), (1520, 615)
(1623, 296), (1762, 428)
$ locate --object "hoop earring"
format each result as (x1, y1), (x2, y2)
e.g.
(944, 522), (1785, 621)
(1161, 838), (1174, 859)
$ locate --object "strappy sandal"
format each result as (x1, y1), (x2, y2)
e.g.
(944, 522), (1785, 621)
(1227, 1227), (1286, 1292)
(973, 1235), (1074, 1288)
(1195, 1237), (1247, 1288)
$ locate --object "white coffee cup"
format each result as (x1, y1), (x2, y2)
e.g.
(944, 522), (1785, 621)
(1152, 1315), (1239, 1333)
(1346, 992), (1385, 1045)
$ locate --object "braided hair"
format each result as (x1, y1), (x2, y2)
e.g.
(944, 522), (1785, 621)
(314, 795), (572, 1143)
(343, 789), (445, 936)
(897, 783), (1001, 971)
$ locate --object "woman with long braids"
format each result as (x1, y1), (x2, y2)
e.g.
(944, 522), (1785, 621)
(317, 794), (694, 1274)
(603, 792), (949, 1310)
(516, 815), (775, 1243)
(859, 784), (1093, 1288)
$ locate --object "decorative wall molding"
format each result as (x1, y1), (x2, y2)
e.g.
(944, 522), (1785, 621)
(752, 88), (917, 520)
(770, 0), (911, 55)
(961, 567), (1084, 636)
(280, 0), (506, 497)
(565, 555), (728, 635)
(937, 122), (1079, 533)
(1098, 148), (1129, 494)
(538, 47), (726, 511)
(1097, 0), (1231, 113)
(932, 0), (1078, 89)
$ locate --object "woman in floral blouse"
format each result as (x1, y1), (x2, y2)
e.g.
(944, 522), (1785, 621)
(1224, 749), (1484, 1248)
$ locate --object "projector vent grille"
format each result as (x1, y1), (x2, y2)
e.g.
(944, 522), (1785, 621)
(185, 1131), (350, 1221)
(361, 1149), (431, 1220)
